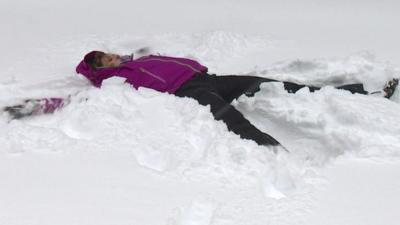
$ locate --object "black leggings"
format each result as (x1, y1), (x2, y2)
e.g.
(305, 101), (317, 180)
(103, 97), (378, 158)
(174, 74), (368, 146)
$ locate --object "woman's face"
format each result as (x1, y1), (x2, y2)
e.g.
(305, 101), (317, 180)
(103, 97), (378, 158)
(100, 53), (122, 68)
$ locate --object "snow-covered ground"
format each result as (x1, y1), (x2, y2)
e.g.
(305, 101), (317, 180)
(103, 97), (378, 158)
(1, 1), (400, 225)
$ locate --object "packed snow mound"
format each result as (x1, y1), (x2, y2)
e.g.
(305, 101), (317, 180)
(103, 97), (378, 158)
(0, 78), (276, 175)
(1, 31), (399, 186)
(235, 82), (400, 162)
(0, 77), (304, 199)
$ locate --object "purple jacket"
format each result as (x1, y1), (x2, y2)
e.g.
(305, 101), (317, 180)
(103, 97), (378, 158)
(76, 54), (208, 93)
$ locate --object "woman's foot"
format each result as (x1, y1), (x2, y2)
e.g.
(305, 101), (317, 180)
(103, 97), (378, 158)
(383, 78), (399, 99)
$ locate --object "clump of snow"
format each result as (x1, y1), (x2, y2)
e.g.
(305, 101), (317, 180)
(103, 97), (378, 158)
(175, 198), (216, 225)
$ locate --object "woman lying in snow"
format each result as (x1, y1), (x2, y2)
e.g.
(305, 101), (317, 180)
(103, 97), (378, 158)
(4, 51), (399, 149)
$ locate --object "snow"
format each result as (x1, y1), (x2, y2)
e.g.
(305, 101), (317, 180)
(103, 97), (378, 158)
(306, 158), (400, 225)
(1, 0), (400, 225)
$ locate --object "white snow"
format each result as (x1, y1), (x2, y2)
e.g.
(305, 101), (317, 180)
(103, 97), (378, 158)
(1, 0), (400, 225)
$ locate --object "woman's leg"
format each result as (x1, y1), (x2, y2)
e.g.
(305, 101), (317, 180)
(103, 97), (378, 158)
(282, 82), (368, 94)
(214, 75), (325, 102)
(336, 83), (368, 94)
(214, 75), (277, 102)
(214, 75), (368, 102)
(175, 76), (280, 146)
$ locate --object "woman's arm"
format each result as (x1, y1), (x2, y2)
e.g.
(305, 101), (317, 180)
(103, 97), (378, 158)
(3, 97), (69, 120)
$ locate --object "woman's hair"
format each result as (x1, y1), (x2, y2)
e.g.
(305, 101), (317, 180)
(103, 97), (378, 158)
(84, 51), (105, 70)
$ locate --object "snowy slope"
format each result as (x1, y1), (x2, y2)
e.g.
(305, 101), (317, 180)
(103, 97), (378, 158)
(1, 1), (400, 225)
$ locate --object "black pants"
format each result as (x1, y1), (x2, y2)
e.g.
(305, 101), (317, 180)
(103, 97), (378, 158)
(174, 74), (368, 146)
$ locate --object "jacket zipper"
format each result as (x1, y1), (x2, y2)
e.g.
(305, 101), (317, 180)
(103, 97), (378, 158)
(139, 67), (167, 84)
(137, 58), (202, 73)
